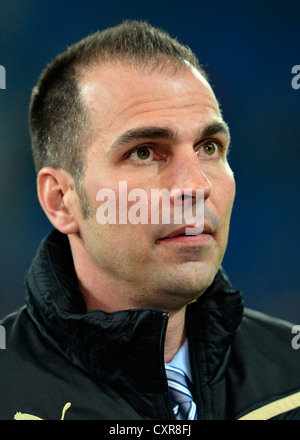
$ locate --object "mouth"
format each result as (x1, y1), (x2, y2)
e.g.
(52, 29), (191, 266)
(161, 224), (213, 239)
(156, 223), (214, 245)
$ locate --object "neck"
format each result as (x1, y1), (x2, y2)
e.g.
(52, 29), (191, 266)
(164, 307), (187, 363)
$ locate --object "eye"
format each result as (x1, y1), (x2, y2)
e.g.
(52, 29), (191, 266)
(126, 145), (162, 163)
(196, 140), (221, 158)
(135, 146), (151, 160)
(203, 142), (217, 156)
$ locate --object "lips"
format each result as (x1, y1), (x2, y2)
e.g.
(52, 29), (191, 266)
(160, 223), (213, 240)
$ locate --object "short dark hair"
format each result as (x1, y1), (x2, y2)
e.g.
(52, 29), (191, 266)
(29, 20), (207, 214)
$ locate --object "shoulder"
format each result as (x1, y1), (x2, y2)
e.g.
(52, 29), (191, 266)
(0, 307), (76, 420)
(233, 308), (300, 408)
(235, 307), (298, 360)
(0, 306), (39, 376)
(0, 306), (32, 348)
(242, 307), (295, 336)
(228, 308), (300, 419)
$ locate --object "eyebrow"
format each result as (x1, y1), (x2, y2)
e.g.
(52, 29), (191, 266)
(110, 121), (230, 153)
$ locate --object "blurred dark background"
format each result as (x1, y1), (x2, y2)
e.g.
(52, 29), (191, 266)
(0, 0), (299, 322)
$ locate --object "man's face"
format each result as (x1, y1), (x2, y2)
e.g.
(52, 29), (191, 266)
(75, 61), (235, 310)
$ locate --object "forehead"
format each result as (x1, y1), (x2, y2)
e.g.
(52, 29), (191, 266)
(79, 61), (221, 142)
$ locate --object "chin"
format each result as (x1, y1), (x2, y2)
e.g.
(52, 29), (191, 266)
(162, 263), (218, 300)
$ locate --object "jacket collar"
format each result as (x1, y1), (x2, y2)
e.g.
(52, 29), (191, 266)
(25, 229), (243, 393)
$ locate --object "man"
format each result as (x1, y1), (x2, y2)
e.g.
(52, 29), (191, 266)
(0, 20), (299, 421)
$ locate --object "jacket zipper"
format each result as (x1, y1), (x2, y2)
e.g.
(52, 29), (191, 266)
(158, 311), (177, 420)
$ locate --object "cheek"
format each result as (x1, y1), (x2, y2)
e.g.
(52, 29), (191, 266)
(226, 172), (236, 209)
(214, 168), (236, 219)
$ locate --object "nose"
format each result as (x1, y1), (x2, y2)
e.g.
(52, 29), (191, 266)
(166, 147), (212, 201)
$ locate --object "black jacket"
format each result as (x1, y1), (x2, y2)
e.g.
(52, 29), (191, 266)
(0, 229), (299, 420)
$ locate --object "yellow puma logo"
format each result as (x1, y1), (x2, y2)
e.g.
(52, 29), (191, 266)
(14, 402), (71, 420)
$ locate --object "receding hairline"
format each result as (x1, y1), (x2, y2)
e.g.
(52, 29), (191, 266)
(75, 56), (209, 111)
(75, 53), (207, 79)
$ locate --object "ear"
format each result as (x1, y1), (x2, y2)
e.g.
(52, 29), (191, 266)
(37, 167), (80, 235)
